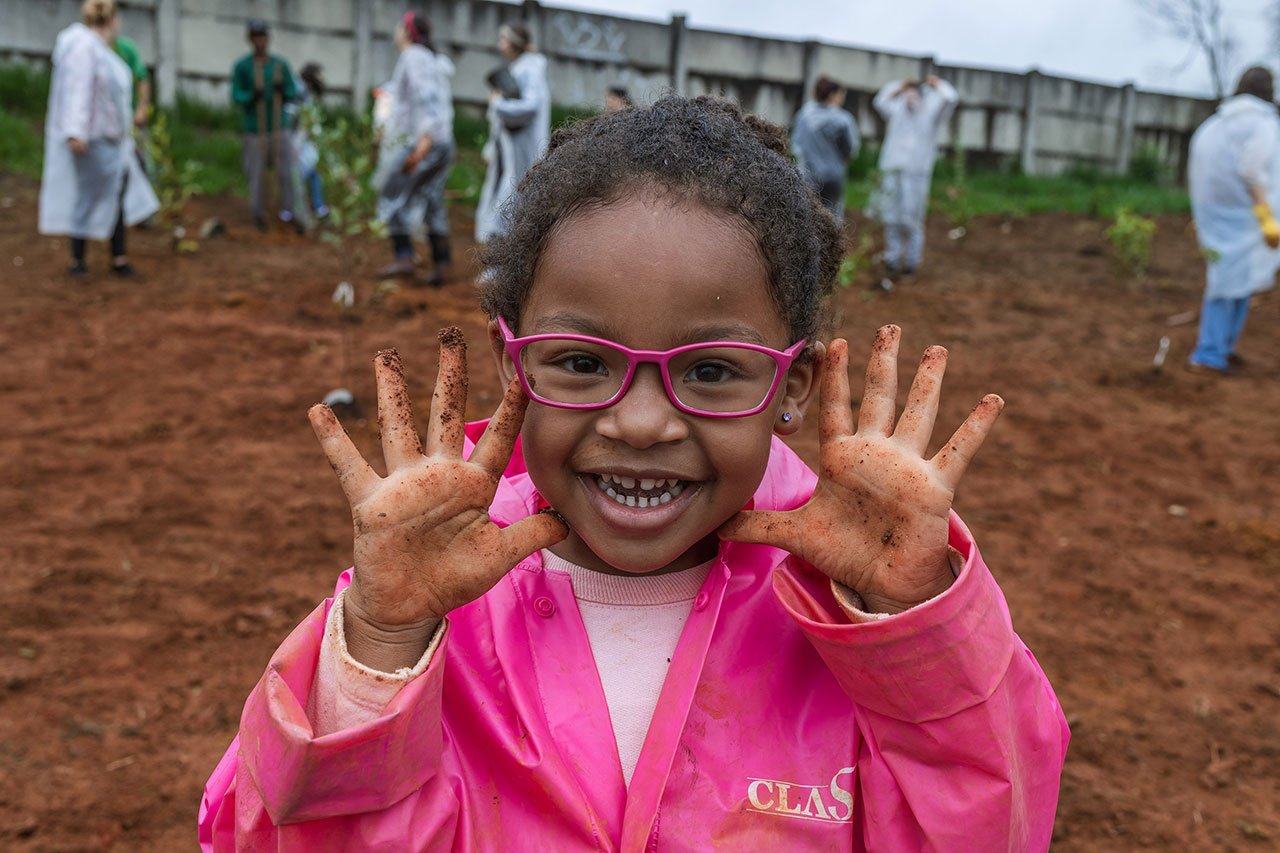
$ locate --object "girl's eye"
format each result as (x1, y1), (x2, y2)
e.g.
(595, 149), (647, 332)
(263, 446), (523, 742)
(558, 354), (608, 375)
(684, 361), (736, 384)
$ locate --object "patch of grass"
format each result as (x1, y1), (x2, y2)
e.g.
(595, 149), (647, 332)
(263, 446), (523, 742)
(551, 103), (598, 130)
(454, 106), (488, 152)
(0, 64), (50, 120)
(847, 162), (1189, 220)
(0, 111), (43, 178)
(958, 171), (1189, 218)
(446, 148), (486, 206)
(0, 65), (48, 179)
(166, 114), (242, 196)
(173, 94), (240, 133)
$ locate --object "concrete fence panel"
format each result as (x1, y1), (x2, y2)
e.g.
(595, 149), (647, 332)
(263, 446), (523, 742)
(0, 0), (1219, 178)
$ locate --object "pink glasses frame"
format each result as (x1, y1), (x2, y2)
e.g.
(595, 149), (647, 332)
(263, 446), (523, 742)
(497, 316), (808, 418)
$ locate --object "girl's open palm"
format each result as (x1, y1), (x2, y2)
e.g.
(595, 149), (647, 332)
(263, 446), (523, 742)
(309, 329), (568, 637)
(720, 325), (1002, 614)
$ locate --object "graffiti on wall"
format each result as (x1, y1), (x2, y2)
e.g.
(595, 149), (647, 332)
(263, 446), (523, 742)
(550, 12), (627, 62)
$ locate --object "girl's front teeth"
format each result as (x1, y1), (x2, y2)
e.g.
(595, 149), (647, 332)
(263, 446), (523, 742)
(595, 474), (685, 508)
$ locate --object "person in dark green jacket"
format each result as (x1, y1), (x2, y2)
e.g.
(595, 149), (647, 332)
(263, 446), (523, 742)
(231, 18), (299, 231)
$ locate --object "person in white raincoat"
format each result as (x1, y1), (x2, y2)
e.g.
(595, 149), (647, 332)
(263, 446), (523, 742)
(374, 11), (456, 284)
(1187, 67), (1280, 374)
(475, 23), (550, 243)
(39, 0), (158, 278)
(871, 75), (958, 277)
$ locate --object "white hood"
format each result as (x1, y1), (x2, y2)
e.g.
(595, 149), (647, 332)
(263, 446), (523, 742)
(1217, 93), (1276, 118)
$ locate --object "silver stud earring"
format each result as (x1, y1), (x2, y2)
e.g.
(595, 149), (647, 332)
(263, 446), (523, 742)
(781, 411), (793, 423)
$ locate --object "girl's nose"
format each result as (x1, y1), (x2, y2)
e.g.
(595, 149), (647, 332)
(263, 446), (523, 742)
(595, 365), (689, 448)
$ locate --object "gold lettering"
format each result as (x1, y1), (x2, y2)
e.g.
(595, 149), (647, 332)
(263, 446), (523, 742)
(828, 766), (856, 822)
(747, 780), (774, 811)
(804, 786), (831, 819)
(776, 783), (806, 814)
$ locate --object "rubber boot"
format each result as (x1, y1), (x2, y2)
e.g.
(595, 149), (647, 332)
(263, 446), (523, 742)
(425, 233), (453, 287)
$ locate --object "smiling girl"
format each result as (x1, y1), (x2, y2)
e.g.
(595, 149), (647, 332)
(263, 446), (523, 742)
(200, 96), (1068, 851)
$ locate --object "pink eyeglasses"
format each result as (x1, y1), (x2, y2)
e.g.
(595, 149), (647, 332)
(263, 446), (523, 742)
(498, 316), (808, 418)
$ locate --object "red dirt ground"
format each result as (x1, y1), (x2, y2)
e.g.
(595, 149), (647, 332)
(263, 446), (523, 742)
(0, 173), (1277, 851)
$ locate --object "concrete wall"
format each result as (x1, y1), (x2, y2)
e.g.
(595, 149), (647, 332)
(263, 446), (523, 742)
(1, 0), (1217, 177)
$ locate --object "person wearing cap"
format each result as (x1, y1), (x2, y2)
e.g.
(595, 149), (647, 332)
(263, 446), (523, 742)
(475, 22), (550, 243)
(792, 75), (860, 224)
(230, 18), (299, 231)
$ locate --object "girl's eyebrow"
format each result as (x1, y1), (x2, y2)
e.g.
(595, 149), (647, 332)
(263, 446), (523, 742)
(530, 312), (773, 346)
(529, 312), (611, 336)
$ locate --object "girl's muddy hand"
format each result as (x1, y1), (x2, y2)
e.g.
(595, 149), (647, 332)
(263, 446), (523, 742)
(719, 325), (1003, 614)
(308, 328), (568, 661)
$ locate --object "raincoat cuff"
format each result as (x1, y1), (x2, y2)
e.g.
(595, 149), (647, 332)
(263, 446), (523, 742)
(239, 598), (449, 823)
(773, 513), (1019, 722)
(830, 547), (963, 622)
(309, 589), (443, 736)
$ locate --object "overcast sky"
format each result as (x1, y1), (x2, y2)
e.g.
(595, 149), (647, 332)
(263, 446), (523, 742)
(553, 0), (1277, 96)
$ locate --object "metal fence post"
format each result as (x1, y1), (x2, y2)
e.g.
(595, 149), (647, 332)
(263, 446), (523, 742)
(669, 13), (688, 96)
(155, 0), (180, 107)
(351, 0), (372, 112)
(1116, 82), (1137, 175)
(1021, 69), (1040, 174)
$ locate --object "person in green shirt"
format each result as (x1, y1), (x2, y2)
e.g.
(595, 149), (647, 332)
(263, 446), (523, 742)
(111, 34), (150, 128)
(230, 18), (299, 231)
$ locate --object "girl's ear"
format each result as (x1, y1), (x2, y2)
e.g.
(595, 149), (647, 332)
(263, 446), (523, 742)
(487, 319), (518, 386)
(774, 340), (825, 437)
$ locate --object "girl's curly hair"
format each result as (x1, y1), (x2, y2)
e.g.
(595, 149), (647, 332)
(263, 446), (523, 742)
(478, 95), (844, 345)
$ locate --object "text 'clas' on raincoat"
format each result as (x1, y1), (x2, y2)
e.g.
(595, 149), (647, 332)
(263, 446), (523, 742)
(1189, 93), (1280, 300)
(199, 426), (1069, 852)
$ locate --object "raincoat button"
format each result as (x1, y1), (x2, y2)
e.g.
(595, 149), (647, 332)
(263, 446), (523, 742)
(534, 596), (556, 617)
(693, 591), (709, 611)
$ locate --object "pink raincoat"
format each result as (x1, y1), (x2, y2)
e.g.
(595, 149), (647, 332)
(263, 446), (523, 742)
(199, 428), (1068, 851)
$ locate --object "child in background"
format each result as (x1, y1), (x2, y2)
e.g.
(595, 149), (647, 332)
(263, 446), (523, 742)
(290, 62), (329, 221)
(200, 96), (1067, 851)
(792, 74), (860, 224)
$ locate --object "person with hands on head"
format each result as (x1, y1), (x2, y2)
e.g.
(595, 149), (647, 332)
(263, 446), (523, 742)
(200, 96), (1067, 852)
(230, 18), (299, 232)
(374, 11), (457, 285)
(871, 74), (959, 279)
(1187, 66), (1280, 375)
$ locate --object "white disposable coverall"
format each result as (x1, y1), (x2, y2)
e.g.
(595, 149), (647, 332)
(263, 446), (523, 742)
(1188, 94), (1280, 300)
(872, 78), (958, 271)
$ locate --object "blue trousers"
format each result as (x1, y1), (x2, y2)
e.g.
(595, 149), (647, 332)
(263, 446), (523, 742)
(303, 168), (327, 215)
(1189, 295), (1250, 369)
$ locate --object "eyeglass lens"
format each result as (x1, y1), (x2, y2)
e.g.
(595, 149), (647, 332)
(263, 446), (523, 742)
(518, 339), (781, 414)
